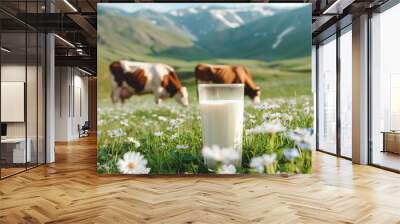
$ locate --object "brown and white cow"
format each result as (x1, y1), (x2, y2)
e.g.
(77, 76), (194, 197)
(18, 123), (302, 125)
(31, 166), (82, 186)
(195, 64), (261, 103)
(110, 60), (188, 106)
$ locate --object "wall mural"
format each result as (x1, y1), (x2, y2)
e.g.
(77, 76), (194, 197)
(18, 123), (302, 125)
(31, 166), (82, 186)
(97, 3), (313, 175)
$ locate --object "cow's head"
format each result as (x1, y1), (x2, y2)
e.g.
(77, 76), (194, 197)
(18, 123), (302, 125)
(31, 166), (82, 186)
(253, 87), (261, 103)
(161, 71), (189, 107)
(111, 86), (133, 104)
(245, 86), (261, 104)
(174, 86), (189, 106)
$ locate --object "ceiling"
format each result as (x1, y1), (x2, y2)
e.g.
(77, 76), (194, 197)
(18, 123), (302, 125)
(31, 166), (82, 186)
(0, 0), (395, 74)
(312, 0), (391, 43)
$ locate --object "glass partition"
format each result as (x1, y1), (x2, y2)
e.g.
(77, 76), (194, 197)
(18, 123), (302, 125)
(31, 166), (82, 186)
(0, 1), (46, 179)
(1, 30), (28, 177)
(317, 35), (337, 154)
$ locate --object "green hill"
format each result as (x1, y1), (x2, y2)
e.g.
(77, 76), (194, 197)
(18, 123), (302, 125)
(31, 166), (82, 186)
(97, 9), (194, 61)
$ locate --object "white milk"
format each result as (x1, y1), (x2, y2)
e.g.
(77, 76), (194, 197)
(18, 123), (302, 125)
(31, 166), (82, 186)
(199, 100), (244, 168)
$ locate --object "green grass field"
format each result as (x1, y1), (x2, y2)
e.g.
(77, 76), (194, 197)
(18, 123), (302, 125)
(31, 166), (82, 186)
(97, 96), (313, 174)
(97, 55), (313, 175)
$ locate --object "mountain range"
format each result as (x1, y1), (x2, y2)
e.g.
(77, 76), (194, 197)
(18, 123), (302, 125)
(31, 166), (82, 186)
(98, 4), (311, 61)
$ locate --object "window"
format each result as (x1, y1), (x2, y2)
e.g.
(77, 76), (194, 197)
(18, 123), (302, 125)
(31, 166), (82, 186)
(318, 35), (337, 154)
(370, 3), (400, 171)
(339, 26), (352, 158)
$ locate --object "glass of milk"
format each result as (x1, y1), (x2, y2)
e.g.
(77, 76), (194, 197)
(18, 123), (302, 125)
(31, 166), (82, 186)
(198, 84), (244, 168)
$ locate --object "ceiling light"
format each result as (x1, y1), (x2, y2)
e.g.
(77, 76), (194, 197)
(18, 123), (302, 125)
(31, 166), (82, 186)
(78, 67), (93, 76)
(1, 47), (11, 53)
(63, 0), (78, 12)
(54, 34), (75, 48)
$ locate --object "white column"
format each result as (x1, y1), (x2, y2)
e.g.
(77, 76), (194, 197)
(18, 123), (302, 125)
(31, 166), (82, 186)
(45, 0), (56, 163)
(352, 14), (369, 164)
(46, 32), (55, 163)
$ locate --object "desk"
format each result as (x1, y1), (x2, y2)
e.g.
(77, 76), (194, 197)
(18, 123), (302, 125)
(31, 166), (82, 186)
(382, 131), (400, 154)
(1, 138), (31, 163)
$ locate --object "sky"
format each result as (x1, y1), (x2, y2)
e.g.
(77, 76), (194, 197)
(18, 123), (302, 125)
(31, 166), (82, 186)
(98, 3), (307, 13)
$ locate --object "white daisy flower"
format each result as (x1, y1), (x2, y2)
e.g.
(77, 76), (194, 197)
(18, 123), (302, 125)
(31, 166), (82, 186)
(202, 145), (239, 164)
(107, 128), (126, 138)
(303, 106), (312, 114)
(250, 153), (277, 173)
(247, 113), (256, 119)
(117, 152), (150, 174)
(283, 148), (300, 161)
(288, 99), (297, 106)
(98, 119), (105, 126)
(254, 103), (280, 111)
(154, 131), (163, 137)
(246, 121), (286, 135)
(217, 164), (236, 174)
(287, 128), (313, 150)
(125, 137), (141, 148)
(169, 119), (183, 128)
(120, 119), (129, 127)
(171, 133), (179, 140)
(158, 116), (168, 122)
(176, 145), (189, 150)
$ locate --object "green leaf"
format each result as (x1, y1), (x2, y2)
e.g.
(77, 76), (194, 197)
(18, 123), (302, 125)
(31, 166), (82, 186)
(181, 153), (196, 162)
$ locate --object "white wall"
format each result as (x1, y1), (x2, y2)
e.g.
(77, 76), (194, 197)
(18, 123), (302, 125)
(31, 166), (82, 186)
(55, 67), (70, 141)
(1, 63), (46, 164)
(55, 67), (89, 141)
(1, 65), (26, 139)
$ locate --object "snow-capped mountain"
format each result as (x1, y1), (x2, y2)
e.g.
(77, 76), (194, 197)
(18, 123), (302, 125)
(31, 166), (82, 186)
(166, 5), (279, 39)
(198, 6), (311, 60)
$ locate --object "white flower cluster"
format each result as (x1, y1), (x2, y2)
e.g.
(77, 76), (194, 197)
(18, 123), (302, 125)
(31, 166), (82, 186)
(117, 151), (150, 174)
(246, 120), (287, 135)
(158, 116), (168, 122)
(107, 128), (126, 138)
(250, 153), (277, 174)
(263, 112), (293, 122)
(254, 103), (280, 111)
(176, 145), (189, 150)
(202, 145), (239, 174)
(287, 128), (313, 150)
(283, 148), (300, 161)
(154, 131), (163, 137)
(125, 137), (141, 148)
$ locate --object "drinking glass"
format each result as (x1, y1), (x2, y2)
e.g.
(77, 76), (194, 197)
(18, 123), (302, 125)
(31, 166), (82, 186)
(198, 84), (244, 168)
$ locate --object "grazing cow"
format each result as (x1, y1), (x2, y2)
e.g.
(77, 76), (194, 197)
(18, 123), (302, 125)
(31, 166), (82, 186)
(109, 60), (188, 106)
(195, 64), (261, 103)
